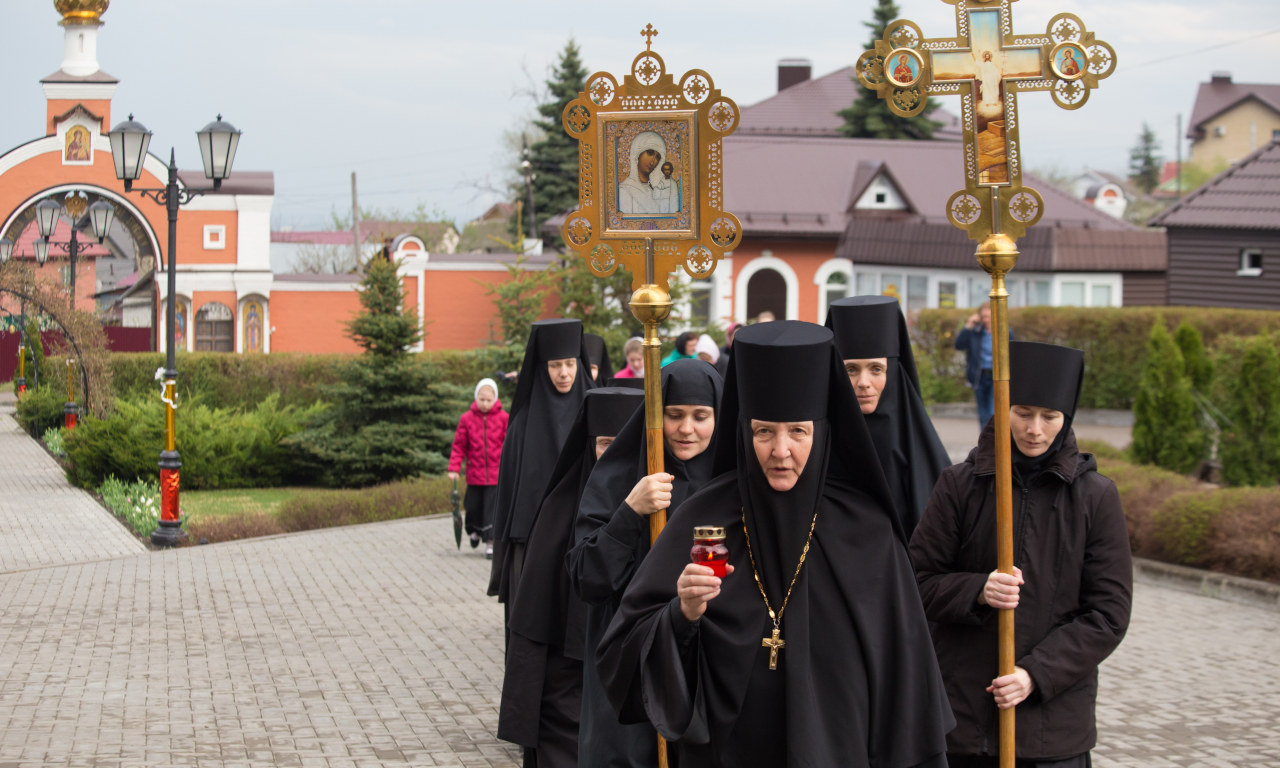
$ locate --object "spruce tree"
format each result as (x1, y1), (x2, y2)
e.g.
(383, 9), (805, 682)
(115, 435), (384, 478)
(289, 256), (467, 487)
(1218, 336), (1280, 487)
(1128, 123), (1162, 194)
(839, 0), (943, 139)
(527, 39), (589, 240)
(1131, 322), (1206, 475)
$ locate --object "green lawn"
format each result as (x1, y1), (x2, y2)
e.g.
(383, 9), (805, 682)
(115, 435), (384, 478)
(181, 487), (309, 520)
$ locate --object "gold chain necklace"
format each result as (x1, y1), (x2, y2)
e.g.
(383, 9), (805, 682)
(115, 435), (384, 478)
(740, 506), (818, 671)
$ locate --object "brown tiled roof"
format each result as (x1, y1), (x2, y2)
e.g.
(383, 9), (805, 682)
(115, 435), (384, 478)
(738, 66), (962, 140)
(1148, 140), (1280, 230)
(176, 170), (274, 195)
(1187, 78), (1280, 139)
(724, 134), (1137, 237)
(836, 219), (1166, 273)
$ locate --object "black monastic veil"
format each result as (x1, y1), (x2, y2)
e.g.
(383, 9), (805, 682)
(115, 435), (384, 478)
(498, 387), (643, 767)
(826, 295), (952, 537)
(597, 320), (954, 768)
(488, 318), (595, 602)
(567, 358), (723, 768)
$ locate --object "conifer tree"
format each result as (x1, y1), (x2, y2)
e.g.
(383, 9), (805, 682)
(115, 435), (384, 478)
(839, 0), (943, 139)
(1131, 322), (1207, 474)
(526, 39), (589, 240)
(1128, 123), (1162, 194)
(1217, 336), (1280, 487)
(1173, 321), (1212, 393)
(289, 256), (467, 487)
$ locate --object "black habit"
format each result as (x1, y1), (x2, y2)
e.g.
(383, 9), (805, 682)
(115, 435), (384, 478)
(499, 387), (644, 767)
(584, 332), (615, 383)
(826, 295), (951, 537)
(597, 321), (954, 768)
(489, 318), (595, 601)
(567, 358), (723, 768)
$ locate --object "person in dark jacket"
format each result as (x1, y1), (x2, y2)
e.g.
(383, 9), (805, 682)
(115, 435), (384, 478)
(954, 302), (1014, 428)
(910, 341), (1133, 768)
(448, 377), (509, 555)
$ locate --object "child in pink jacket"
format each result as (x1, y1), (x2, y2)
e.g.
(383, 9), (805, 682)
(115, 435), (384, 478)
(448, 378), (509, 557)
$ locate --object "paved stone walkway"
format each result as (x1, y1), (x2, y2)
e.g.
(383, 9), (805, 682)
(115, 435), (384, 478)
(0, 392), (144, 573)
(1, 396), (1277, 766)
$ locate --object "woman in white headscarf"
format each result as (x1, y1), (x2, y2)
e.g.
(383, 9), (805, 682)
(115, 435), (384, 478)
(618, 131), (667, 215)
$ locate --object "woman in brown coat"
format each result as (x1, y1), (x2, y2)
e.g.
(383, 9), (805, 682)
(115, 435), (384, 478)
(909, 342), (1133, 768)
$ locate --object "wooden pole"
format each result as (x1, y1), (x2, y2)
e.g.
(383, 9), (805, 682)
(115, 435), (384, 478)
(351, 171), (362, 266)
(977, 230), (1018, 768)
(629, 238), (672, 768)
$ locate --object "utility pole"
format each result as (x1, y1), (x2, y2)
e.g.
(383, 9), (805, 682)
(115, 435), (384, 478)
(522, 134), (536, 240)
(1175, 114), (1183, 198)
(352, 171), (363, 266)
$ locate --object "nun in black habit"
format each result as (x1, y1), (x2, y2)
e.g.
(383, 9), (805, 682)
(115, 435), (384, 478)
(488, 318), (595, 603)
(583, 332), (615, 383)
(597, 320), (953, 768)
(499, 386), (644, 768)
(826, 295), (952, 536)
(566, 358), (723, 768)
(910, 342), (1132, 767)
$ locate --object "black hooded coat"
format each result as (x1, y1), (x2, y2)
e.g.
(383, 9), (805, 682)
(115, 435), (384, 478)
(596, 321), (954, 768)
(909, 342), (1133, 761)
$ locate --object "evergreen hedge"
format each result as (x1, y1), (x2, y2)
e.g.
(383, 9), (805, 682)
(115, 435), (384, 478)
(1131, 323), (1207, 474)
(911, 306), (1280, 409)
(1214, 334), (1280, 487)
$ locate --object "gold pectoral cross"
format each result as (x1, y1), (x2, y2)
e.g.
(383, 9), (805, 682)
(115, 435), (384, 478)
(762, 627), (785, 671)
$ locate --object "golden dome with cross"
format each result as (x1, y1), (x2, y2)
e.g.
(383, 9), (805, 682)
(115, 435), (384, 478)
(55, 0), (109, 25)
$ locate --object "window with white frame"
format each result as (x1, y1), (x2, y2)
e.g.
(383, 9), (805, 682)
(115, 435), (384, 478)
(819, 272), (849, 317)
(203, 224), (227, 250)
(855, 272), (878, 296)
(1238, 249), (1262, 277)
(1060, 281), (1086, 306)
(688, 279), (713, 325)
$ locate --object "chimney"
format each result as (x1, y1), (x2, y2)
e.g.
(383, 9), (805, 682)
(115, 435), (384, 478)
(777, 58), (812, 92)
(1210, 71), (1232, 85)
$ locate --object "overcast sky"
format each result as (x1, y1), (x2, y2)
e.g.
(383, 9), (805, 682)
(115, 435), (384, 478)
(1, 0), (1276, 231)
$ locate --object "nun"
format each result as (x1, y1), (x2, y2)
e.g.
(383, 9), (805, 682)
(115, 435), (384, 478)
(825, 295), (951, 536)
(499, 386), (644, 768)
(584, 332), (615, 383)
(597, 321), (953, 768)
(910, 342), (1132, 768)
(567, 358), (723, 767)
(488, 318), (595, 608)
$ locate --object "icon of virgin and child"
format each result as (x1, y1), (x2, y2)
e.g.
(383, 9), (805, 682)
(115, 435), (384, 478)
(618, 131), (682, 216)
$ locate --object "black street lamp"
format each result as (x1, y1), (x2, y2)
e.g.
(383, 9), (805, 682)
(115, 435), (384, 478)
(107, 113), (242, 547)
(34, 193), (116, 310)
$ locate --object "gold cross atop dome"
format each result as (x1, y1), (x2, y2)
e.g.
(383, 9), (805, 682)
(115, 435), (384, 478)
(857, 0), (1115, 242)
(55, 0), (109, 25)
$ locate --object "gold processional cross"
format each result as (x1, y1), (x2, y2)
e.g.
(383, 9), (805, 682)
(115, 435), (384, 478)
(857, 3), (1113, 767)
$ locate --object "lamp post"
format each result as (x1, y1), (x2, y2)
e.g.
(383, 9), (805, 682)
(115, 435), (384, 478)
(0, 238), (21, 396)
(34, 193), (116, 310)
(107, 113), (242, 547)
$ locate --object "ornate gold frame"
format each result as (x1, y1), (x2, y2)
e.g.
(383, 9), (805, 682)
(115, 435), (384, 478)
(562, 31), (741, 289)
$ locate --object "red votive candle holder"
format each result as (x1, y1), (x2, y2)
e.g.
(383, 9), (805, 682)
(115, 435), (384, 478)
(691, 526), (729, 578)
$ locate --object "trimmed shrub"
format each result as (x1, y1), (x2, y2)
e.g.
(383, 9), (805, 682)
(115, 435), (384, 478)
(275, 476), (454, 532)
(1152, 491), (1221, 566)
(13, 385), (70, 438)
(1100, 457), (1196, 556)
(184, 511), (286, 544)
(1131, 322), (1207, 474)
(1215, 335), (1280, 487)
(63, 394), (323, 490)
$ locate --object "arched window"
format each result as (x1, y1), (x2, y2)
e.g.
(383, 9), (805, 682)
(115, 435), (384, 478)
(195, 302), (234, 352)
